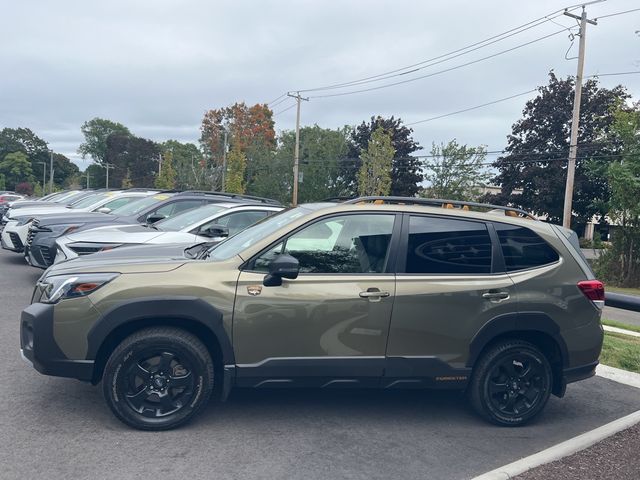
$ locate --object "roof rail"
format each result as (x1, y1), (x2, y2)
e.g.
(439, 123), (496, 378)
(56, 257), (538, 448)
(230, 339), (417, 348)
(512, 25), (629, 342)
(175, 190), (281, 205)
(321, 196), (357, 203)
(344, 196), (536, 220)
(123, 188), (161, 192)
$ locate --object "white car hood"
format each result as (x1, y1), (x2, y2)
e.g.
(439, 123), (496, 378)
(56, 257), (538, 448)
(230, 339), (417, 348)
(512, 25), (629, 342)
(9, 206), (75, 218)
(63, 224), (202, 245)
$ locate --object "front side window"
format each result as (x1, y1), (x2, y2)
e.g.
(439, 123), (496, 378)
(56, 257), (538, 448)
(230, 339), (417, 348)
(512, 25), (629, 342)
(202, 210), (270, 236)
(494, 223), (559, 271)
(405, 216), (492, 274)
(254, 214), (395, 274)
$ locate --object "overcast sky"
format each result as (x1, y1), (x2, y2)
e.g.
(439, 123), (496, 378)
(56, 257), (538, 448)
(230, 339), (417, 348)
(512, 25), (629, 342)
(1, 0), (638, 168)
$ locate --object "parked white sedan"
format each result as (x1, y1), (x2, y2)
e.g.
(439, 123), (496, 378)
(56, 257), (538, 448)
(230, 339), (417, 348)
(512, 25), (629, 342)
(55, 202), (282, 262)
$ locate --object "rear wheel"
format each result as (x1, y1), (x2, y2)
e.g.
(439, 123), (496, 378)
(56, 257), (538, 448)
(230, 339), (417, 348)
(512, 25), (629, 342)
(469, 340), (552, 426)
(102, 327), (214, 430)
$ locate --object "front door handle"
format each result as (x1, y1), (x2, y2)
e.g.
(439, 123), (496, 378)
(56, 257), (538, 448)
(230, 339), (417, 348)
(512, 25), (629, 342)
(482, 291), (510, 301)
(359, 288), (390, 299)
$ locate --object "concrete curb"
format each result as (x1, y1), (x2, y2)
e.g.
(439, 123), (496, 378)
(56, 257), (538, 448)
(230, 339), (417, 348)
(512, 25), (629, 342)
(603, 324), (640, 338)
(597, 364), (640, 389)
(470, 409), (640, 480)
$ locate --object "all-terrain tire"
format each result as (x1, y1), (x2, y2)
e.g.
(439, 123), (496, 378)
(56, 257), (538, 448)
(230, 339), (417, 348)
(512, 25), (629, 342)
(102, 327), (214, 431)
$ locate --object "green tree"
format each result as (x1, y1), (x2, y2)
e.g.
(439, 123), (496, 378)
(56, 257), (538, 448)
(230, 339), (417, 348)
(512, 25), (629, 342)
(488, 72), (629, 226)
(0, 151), (34, 190)
(0, 174), (5, 190)
(162, 140), (203, 189)
(155, 151), (177, 190)
(224, 145), (246, 194)
(85, 163), (105, 189)
(121, 169), (133, 188)
(348, 116), (422, 196)
(266, 126), (350, 203)
(595, 104), (640, 286)
(105, 133), (159, 188)
(423, 140), (490, 200)
(78, 118), (131, 167)
(357, 126), (394, 196)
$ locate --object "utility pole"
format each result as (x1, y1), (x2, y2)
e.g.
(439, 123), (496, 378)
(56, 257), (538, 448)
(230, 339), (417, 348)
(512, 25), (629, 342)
(86, 169), (90, 189)
(39, 162), (47, 195)
(221, 128), (228, 192)
(562, 6), (597, 229)
(287, 91), (309, 206)
(104, 163), (114, 189)
(49, 150), (54, 194)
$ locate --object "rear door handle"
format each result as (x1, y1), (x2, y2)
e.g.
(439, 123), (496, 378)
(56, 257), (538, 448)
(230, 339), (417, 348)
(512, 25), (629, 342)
(482, 291), (510, 301)
(359, 289), (390, 299)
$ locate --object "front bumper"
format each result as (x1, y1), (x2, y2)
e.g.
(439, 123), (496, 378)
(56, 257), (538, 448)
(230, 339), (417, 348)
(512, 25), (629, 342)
(1, 222), (23, 252)
(20, 303), (94, 381)
(25, 241), (57, 269)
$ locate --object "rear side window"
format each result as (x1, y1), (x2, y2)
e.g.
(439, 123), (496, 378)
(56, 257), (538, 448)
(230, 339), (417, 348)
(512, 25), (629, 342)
(406, 216), (492, 274)
(494, 223), (559, 271)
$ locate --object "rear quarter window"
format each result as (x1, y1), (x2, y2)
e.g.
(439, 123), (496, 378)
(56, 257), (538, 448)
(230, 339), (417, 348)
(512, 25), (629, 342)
(494, 223), (559, 271)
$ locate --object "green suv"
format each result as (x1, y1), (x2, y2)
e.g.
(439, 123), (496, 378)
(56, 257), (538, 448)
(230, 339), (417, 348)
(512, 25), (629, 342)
(20, 197), (604, 430)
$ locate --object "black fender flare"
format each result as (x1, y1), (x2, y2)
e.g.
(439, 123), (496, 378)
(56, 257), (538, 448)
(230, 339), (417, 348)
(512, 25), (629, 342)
(86, 296), (235, 366)
(467, 312), (569, 368)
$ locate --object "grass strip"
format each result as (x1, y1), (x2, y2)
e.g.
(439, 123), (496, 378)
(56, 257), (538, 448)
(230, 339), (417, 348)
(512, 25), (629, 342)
(602, 319), (640, 334)
(600, 332), (640, 374)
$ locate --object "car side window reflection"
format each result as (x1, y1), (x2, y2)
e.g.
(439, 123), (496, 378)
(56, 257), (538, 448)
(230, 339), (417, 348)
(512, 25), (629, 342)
(253, 214), (395, 274)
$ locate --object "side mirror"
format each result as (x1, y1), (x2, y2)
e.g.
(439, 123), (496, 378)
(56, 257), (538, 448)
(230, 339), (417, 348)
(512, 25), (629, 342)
(199, 224), (229, 238)
(96, 207), (111, 214)
(146, 213), (166, 224)
(263, 254), (300, 287)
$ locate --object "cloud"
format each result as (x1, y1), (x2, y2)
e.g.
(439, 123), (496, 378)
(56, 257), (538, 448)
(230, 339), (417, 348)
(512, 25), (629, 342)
(1, 0), (638, 167)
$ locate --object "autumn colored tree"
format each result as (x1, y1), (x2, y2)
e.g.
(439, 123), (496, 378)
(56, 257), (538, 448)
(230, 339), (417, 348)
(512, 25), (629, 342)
(224, 145), (247, 194)
(200, 102), (275, 189)
(358, 127), (394, 196)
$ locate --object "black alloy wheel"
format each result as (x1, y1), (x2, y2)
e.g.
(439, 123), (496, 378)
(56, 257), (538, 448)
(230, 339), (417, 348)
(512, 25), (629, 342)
(102, 327), (214, 430)
(469, 340), (552, 426)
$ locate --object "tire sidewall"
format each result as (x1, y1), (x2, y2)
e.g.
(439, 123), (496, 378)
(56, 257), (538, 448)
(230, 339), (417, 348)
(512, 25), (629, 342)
(103, 334), (212, 430)
(478, 344), (552, 426)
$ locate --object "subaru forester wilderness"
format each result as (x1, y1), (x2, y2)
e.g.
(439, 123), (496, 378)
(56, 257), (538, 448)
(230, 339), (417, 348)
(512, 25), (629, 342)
(20, 197), (604, 430)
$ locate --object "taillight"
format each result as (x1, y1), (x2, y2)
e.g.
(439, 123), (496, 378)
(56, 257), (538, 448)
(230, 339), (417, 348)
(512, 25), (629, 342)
(578, 280), (605, 308)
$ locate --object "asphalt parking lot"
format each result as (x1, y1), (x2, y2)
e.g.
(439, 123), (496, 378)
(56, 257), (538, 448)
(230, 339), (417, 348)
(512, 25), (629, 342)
(1, 248), (639, 480)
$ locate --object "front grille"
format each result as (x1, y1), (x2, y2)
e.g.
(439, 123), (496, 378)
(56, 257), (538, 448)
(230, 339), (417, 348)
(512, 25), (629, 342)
(41, 248), (52, 265)
(26, 220), (39, 247)
(8, 232), (23, 250)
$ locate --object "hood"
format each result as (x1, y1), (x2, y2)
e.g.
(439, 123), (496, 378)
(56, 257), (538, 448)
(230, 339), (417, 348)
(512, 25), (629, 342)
(46, 247), (188, 276)
(64, 224), (164, 243)
(82, 242), (199, 261)
(9, 205), (74, 219)
(31, 211), (120, 226)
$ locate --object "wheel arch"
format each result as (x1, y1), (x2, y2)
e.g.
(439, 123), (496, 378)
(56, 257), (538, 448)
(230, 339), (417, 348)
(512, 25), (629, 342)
(467, 312), (568, 396)
(87, 297), (234, 387)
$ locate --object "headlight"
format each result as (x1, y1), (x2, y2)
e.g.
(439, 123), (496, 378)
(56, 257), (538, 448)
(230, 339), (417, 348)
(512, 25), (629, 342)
(39, 273), (119, 304)
(15, 216), (34, 226)
(48, 224), (84, 236)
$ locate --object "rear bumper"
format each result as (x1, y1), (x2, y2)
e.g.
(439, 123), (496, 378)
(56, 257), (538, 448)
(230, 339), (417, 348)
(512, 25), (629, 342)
(20, 303), (94, 381)
(563, 361), (598, 385)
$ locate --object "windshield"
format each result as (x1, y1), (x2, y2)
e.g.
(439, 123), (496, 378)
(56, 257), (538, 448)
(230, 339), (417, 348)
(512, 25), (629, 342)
(59, 191), (87, 205)
(156, 204), (227, 232)
(110, 193), (174, 216)
(70, 192), (111, 209)
(207, 206), (313, 261)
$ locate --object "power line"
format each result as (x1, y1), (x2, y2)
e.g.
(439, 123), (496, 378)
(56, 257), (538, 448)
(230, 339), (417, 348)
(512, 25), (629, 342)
(297, 7), (581, 94)
(273, 102), (297, 116)
(269, 96), (291, 109)
(594, 7), (640, 19)
(403, 70), (640, 127)
(308, 29), (569, 99)
(267, 93), (287, 105)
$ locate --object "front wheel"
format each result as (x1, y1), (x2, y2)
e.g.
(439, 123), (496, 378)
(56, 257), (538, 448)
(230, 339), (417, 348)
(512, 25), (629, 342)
(469, 340), (552, 426)
(102, 327), (214, 430)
